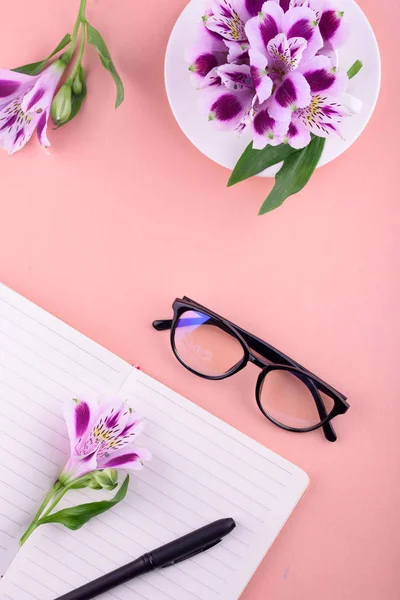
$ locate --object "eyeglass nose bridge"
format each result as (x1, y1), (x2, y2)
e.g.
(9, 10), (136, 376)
(248, 352), (269, 370)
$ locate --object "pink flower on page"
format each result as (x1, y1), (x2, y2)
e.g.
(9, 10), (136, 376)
(60, 397), (151, 485)
(0, 59), (66, 155)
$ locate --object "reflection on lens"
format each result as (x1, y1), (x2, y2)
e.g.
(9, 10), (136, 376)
(259, 369), (335, 430)
(174, 310), (244, 377)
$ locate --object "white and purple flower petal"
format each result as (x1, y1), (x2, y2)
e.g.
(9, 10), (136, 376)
(299, 54), (347, 96)
(251, 102), (290, 148)
(243, 0), (266, 17)
(61, 447), (100, 483)
(282, 6), (323, 59)
(268, 71), (311, 120)
(200, 86), (254, 130)
(98, 446), (152, 471)
(224, 40), (250, 63)
(283, 117), (311, 148)
(245, 2), (284, 56)
(200, 67), (222, 89)
(318, 6), (348, 49)
(206, 0), (247, 41)
(217, 63), (253, 91)
(21, 60), (66, 114)
(186, 42), (226, 87)
(0, 70), (37, 107)
(63, 398), (99, 453)
(267, 33), (307, 73)
(249, 49), (273, 103)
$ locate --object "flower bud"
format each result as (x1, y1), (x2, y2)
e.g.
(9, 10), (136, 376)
(51, 83), (72, 126)
(87, 469), (119, 491)
(73, 75), (83, 96)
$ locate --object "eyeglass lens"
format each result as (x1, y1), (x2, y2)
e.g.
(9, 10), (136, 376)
(259, 369), (335, 430)
(174, 310), (244, 377)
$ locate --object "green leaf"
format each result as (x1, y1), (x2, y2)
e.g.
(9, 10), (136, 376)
(55, 66), (87, 128)
(227, 142), (297, 187)
(12, 34), (71, 76)
(37, 475), (129, 531)
(347, 60), (363, 80)
(86, 22), (124, 108)
(258, 136), (326, 215)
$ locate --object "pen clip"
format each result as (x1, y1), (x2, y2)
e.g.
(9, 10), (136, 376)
(162, 539), (222, 568)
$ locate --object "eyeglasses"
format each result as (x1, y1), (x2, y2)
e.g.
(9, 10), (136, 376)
(153, 297), (349, 442)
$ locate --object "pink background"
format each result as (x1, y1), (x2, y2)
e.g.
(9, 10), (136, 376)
(0, 0), (399, 598)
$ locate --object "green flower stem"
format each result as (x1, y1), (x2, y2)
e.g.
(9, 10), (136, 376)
(40, 477), (86, 519)
(19, 475), (89, 546)
(68, 21), (87, 85)
(20, 481), (62, 546)
(62, 0), (88, 64)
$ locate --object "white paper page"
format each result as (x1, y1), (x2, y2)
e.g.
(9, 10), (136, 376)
(1, 369), (309, 600)
(0, 284), (133, 574)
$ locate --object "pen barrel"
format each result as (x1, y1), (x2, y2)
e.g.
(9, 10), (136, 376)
(56, 556), (150, 600)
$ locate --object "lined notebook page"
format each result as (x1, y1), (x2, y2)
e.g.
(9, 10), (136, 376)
(0, 284), (133, 575)
(1, 368), (309, 600)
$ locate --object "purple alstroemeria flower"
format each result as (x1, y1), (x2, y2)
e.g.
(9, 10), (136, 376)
(0, 59), (66, 155)
(284, 54), (349, 147)
(61, 397), (151, 485)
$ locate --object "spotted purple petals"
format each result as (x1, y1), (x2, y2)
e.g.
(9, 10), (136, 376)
(0, 114), (17, 132)
(0, 80), (20, 98)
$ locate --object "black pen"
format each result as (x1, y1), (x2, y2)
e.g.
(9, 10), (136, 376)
(56, 518), (236, 600)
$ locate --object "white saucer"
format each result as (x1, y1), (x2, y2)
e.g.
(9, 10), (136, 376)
(165, 0), (381, 177)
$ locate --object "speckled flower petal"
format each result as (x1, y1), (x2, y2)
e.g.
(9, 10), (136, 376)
(218, 63), (253, 91)
(267, 33), (307, 73)
(206, 0), (247, 41)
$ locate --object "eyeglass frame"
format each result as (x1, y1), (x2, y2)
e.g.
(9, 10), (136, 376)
(153, 296), (350, 442)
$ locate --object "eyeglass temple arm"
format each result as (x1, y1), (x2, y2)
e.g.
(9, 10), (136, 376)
(152, 318), (338, 442)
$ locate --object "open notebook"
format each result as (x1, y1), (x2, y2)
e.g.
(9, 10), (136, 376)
(0, 283), (309, 600)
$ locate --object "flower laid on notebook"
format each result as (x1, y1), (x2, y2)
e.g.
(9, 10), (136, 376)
(0, 0), (124, 155)
(19, 397), (151, 546)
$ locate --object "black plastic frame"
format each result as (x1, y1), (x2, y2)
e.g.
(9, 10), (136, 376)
(153, 297), (350, 442)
